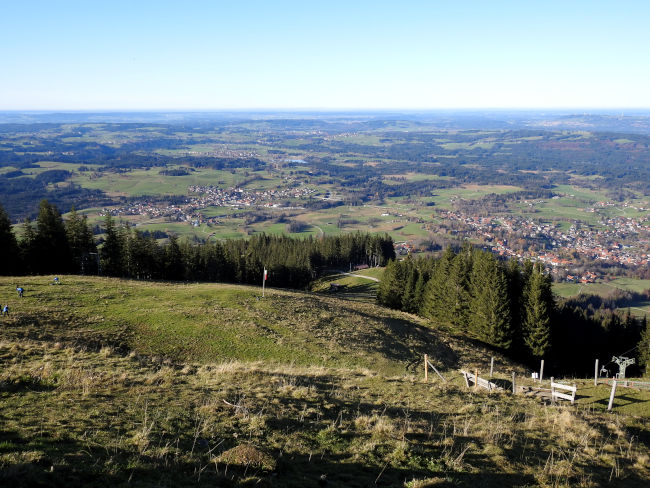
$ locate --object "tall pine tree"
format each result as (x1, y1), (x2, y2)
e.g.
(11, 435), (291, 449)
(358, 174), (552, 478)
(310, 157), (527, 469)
(35, 200), (72, 273)
(421, 247), (455, 324)
(638, 316), (649, 376)
(469, 252), (513, 349)
(506, 259), (525, 352)
(20, 218), (38, 275)
(0, 204), (19, 275)
(447, 243), (473, 331)
(164, 235), (185, 281)
(65, 207), (97, 274)
(100, 214), (125, 276)
(523, 263), (554, 358)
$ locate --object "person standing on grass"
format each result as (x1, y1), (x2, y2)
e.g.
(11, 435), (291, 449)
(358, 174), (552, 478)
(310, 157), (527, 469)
(2, 304), (8, 316)
(16, 287), (24, 298)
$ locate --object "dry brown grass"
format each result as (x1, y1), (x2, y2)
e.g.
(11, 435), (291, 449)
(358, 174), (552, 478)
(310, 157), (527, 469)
(1, 276), (649, 487)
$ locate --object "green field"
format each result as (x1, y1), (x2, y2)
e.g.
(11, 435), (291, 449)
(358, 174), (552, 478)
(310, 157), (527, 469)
(71, 167), (245, 196)
(0, 165), (21, 175)
(554, 278), (650, 298)
(309, 267), (384, 302)
(354, 267), (385, 280)
(421, 185), (523, 210)
(552, 184), (611, 202)
(553, 278), (650, 316)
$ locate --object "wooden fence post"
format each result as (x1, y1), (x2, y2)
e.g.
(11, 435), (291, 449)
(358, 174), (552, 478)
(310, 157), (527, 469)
(474, 369), (479, 391)
(490, 357), (494, 378)
(512, 372), (516, 395)
(572, 383), (577, 405)
(594, 359), (599, 386)
(550, 377), (554, 404)
(539, 360), (545, 383)
(608, 380), (618, 411)
(424, 354), (428, 382)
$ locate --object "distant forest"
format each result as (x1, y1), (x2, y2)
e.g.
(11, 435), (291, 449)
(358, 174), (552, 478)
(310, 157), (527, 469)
(0, 121), (649, 219)
(0, 200), (395, 290)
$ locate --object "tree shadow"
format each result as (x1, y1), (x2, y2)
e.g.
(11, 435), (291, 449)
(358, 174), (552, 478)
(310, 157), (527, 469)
(0, 375), (56, 393)
(332, 305), (460, 370)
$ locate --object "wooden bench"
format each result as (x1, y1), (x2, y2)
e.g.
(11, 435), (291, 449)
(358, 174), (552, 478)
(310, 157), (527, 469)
(550, 378), (577, 404)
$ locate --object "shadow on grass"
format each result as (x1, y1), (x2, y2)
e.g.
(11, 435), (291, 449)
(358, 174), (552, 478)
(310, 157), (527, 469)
(593, 394), (650, 409)
(0, 376), (56, 393)
(2, 312), (132, 355)
(329, 303), (460, 371)
(316, 280), (378, 302)
(0, 424), (539, 488)
(0, 427), (251, 488)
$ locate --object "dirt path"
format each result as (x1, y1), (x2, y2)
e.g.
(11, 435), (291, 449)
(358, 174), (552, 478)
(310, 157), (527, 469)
(339, 271), (380, 282)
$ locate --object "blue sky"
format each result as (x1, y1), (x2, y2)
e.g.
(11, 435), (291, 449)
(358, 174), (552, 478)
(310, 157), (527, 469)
(1, 1), (649, 110)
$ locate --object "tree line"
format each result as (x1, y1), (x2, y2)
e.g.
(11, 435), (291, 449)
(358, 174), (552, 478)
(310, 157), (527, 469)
(0, 200), (395, 290)
(377, 245), (648, 375)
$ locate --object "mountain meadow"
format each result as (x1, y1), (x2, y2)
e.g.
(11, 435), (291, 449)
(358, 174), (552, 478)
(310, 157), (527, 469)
(1, 276), (649, 487)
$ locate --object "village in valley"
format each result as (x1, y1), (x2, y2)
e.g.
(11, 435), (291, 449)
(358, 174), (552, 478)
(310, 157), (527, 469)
(99, 184), (317, 225)
(430, 200), (650, 281)
(94, 173), (650, 284)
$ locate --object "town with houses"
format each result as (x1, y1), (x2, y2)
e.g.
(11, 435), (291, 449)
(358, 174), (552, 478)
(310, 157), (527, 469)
(430, 203), (650, 281)
(101, 184), (316, 225)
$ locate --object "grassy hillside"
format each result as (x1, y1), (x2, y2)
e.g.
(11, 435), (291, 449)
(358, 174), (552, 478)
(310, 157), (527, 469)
(1, 276), (650, 487)
(0, 276), (509, 375)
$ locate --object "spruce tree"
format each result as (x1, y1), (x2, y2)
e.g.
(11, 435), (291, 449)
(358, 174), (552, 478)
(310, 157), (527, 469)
(100, 214), (124, 276)
(523, 263), (553, 358)
(401, 261), (419, 313)
(65, 207), (97, 274)
(127, 230), (161, 280)
(448, 243), (472, 331)
(164, 235), (185, 281)
(638, 316), (650, 376)
(469, 252), (513, 348)
(20, 218), (38, 275)
(421, 247), (455, 324)
(469, 251), (489, 338)
(378, 258), (409, 309)
(34, 200), (72, 273)
(506, 259), (525, 350)
(376, 259), (398, 307)
(0, 204), (19, 275)
(413, 271), (428, 315)
(489, 265), (513, 348)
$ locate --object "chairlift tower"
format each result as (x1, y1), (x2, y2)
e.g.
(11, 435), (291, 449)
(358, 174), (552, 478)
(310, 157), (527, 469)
(612, 356), (635, 379)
